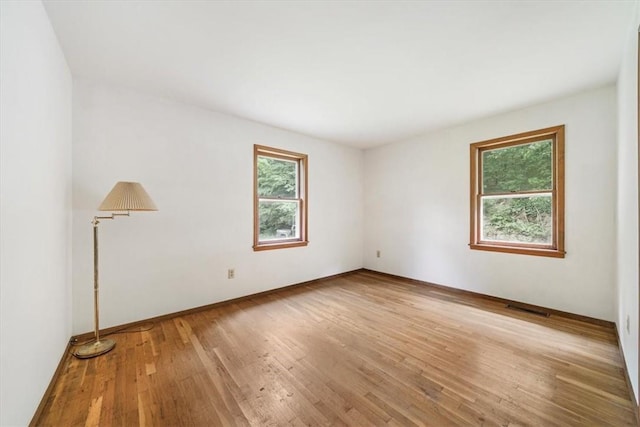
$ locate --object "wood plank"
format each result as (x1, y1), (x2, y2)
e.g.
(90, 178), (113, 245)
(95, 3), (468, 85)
(34, 271), (637, 426)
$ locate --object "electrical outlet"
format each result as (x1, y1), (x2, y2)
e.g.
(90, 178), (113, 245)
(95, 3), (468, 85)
(376, 250), (381, 258)
(626, 315), (630, 334)
(228, 268), (235, 279)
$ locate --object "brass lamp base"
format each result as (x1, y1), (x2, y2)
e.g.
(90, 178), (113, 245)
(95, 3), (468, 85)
(72, 338), (116, 359)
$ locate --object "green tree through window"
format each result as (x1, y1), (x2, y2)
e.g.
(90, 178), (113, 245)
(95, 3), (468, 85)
(481, 140), (552, 244)
(470, 126), (565, 258)
(257, 156), (298, 239)
(254, 145), (308, 251)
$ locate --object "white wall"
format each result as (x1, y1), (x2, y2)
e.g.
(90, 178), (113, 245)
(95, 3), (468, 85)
(0, 1), (73, 425)
(72, 80), (363, 334)
(616, 2), (640, 402)
(0, 3), (631, 422)
(364, 86), (617, 321)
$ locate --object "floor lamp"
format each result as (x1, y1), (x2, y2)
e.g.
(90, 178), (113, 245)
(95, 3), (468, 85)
(72, 181), (157, 359)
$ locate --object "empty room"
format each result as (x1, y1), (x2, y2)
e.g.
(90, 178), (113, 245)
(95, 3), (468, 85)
(2, 0), (640, 425)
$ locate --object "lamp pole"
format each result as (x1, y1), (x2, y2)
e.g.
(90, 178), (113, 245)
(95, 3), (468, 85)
(73, 212), (129, 359)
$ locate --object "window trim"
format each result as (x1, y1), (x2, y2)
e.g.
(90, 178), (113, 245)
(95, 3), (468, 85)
(469, 125), (565, 258)
(253, 144), (308, 251)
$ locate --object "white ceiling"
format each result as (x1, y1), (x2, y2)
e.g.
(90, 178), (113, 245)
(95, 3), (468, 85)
(43, 0), (637, 149)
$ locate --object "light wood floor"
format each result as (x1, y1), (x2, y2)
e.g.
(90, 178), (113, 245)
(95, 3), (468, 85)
(36, 271), (637, 426)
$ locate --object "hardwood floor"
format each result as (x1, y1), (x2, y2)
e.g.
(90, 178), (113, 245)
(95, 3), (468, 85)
(35, 271), (637, 426)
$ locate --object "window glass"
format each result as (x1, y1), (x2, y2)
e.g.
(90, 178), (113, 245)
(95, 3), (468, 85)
(482, 139), (552, 194)
(481, 195), (552, 244)
(258, 200), (300, 241)
(257, 156), (297, 198)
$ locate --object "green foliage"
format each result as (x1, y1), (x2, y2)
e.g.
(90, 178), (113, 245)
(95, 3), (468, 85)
(482, 197), (551, 243)
(481, 140), (553, 243)
(482, 140), (552, 193)
(257, 157), (296, 198)
(258, 201), (297, 239)
(257, 156), (298, 239)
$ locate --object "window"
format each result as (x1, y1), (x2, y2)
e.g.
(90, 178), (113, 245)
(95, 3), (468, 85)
(470, 125), (565, 258)
(254, 145), (308, 251)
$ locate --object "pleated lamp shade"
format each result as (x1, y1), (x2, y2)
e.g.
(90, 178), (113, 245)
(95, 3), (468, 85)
(98, 181), (158, 211)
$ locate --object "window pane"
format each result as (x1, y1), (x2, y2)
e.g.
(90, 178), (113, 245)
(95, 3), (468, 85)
(482, 139), (552, 194)
(481, 194), (552, 244)
(257, 156), (297, 198)
(258, 200), (300, 241)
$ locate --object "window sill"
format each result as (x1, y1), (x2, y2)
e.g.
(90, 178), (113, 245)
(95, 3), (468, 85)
(253, 241), (308, 251)
(469, 243), (565, 258)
